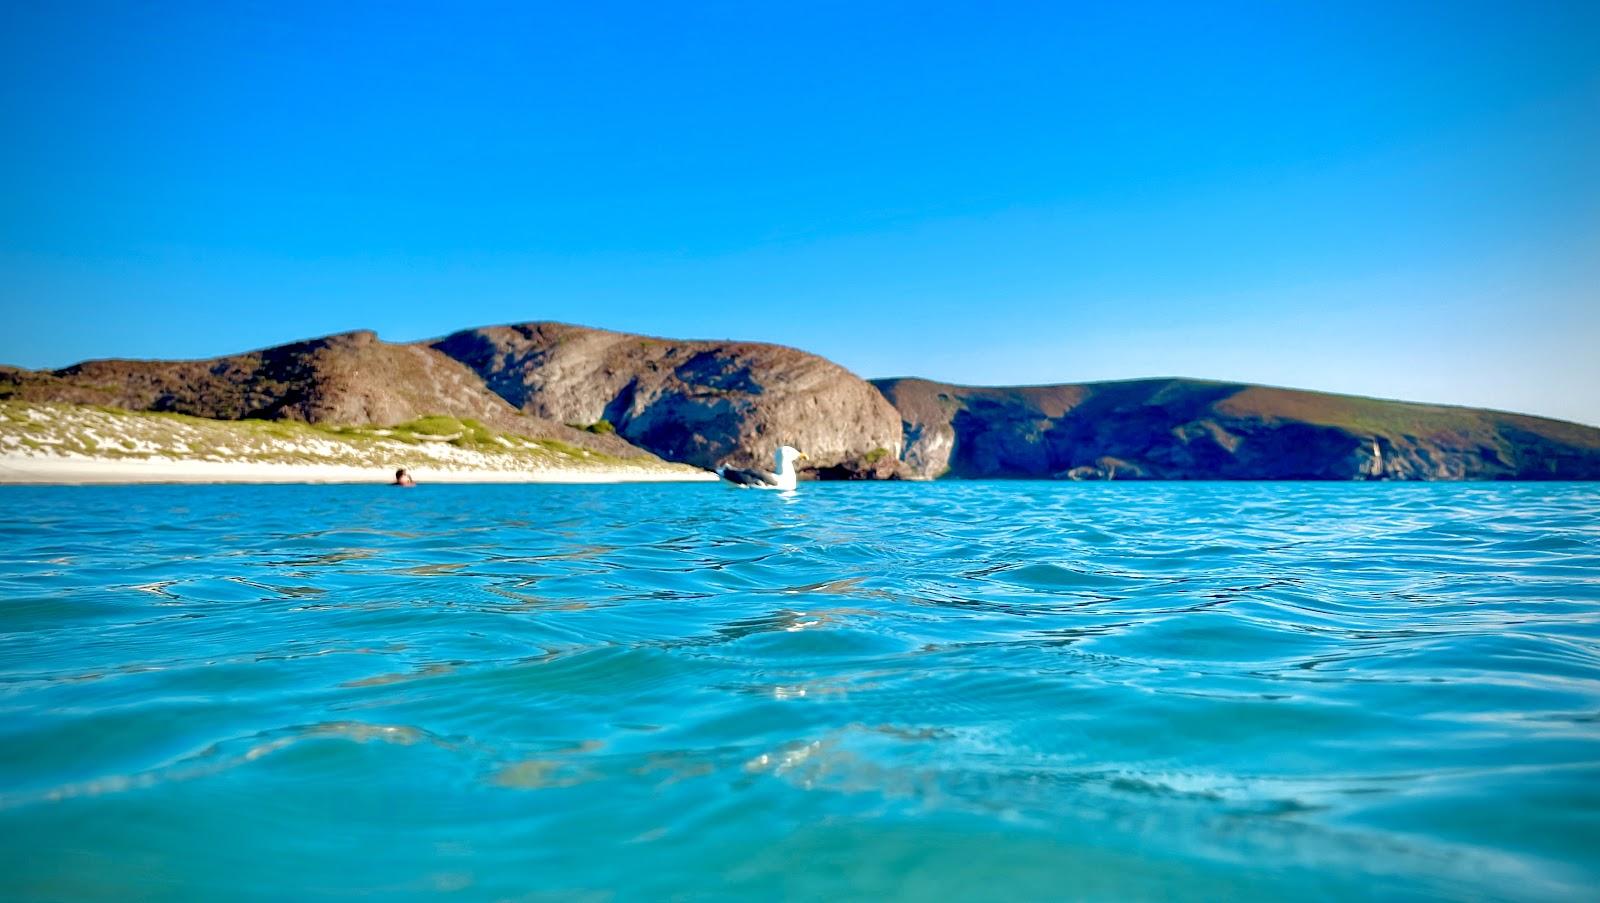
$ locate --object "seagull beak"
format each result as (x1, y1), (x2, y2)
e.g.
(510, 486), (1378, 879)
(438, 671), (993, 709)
(798, 453), (808, 460)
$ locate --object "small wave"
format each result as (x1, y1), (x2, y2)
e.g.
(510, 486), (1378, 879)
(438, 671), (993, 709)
(2, 482), (1598, 899)
(0, 721), (442, 809)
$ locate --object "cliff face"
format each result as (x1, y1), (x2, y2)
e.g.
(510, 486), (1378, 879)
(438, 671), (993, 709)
(8, 326), (1598, 480)
(0, 331), (643, 455)
(873, 377), (1600, 481)
(431, 322), (904, 472)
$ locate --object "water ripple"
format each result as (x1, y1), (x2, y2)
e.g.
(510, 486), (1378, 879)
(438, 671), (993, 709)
(0, 482), (1597, 900)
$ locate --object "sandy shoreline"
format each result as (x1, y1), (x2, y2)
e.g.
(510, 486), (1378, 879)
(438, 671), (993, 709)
(0, 454), (719, 485)
(0, 403), (719, 485)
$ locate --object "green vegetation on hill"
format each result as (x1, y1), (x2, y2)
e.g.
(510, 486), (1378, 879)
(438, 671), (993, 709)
(0, 403), (695, 473)
(6, 323), (1599, 481)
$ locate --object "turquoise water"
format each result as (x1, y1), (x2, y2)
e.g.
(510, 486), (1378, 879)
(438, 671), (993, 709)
(1, 483), (1598, 901)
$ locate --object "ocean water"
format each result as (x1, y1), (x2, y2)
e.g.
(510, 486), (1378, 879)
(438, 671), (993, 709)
(1, 483), (1598, 901)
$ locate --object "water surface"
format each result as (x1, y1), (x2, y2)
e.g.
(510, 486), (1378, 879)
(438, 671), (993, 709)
(2, 482), (1598, 900)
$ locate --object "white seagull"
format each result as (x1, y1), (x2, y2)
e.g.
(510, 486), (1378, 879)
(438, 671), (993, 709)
(717, 446), (806, 490)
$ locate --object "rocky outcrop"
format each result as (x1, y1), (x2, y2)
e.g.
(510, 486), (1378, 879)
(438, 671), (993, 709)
(798, 447), (904, 481)
(430, 322), (903, 472)
(0, 331), (644, 455)
(873, 377), (1600, 480)
(8, 326), (1598, 481)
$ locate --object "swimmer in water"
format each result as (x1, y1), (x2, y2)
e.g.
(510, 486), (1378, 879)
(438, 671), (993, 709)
(393, 468), (416, 487)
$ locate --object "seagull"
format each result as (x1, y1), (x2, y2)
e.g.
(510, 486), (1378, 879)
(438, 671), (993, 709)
(717, 446), (806, 490)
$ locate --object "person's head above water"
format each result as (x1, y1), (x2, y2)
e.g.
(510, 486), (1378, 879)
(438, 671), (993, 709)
(393, 468), (415, 486)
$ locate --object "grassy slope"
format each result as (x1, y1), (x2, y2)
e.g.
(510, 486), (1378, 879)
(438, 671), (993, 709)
(0, 402), (699, 473)
(0, 333), (653, 461)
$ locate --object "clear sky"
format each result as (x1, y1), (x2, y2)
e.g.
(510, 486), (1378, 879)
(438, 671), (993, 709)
(3, 2), (1597, 424)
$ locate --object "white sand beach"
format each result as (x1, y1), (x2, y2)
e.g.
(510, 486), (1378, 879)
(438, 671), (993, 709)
(0, 403), (716, 485)
(0, 454), (717, 485)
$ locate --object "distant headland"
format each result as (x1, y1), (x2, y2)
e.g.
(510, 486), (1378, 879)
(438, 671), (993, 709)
(3, 322), (1598, 483)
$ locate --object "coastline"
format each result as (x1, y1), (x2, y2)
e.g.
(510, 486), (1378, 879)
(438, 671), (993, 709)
(0, 453), (717, 485)
(0, 403), (716, 486)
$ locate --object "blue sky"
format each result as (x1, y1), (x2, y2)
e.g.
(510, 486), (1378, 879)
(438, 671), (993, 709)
(3, 1), (1597, 424)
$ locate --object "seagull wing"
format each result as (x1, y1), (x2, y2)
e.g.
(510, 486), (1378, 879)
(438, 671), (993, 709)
(717, 466), (780, 488)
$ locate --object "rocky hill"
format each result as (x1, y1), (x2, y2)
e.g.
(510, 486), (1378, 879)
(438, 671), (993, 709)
(872, 377), (1600, 480)
(0, 331), (644, 457)
(430, 322), (903, 473)
(6, 325), (1598, 480)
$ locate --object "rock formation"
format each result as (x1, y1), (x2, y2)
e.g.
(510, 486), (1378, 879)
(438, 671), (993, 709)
(872, 377), (1600, 480)
(0, 330), (642, 455)
(430, 322), (903, 472)
(7, 324), (1599, 480)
